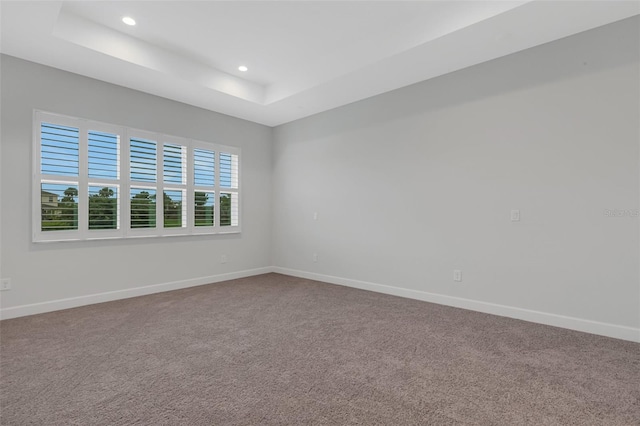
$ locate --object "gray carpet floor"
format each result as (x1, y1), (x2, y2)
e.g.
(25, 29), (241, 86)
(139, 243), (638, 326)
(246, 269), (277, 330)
(1, 273), (638, 425)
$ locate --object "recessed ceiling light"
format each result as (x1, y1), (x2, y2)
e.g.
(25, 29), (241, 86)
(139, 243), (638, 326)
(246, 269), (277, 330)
(238, 65), (248, 72)
(122, 16), (136, 26)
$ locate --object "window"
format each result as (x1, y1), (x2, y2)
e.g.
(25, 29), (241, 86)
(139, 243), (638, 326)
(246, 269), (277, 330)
(33, 111), (241, 241)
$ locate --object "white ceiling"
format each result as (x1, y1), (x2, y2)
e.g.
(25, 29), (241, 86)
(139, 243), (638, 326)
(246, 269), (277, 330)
(1, 1), (638, 126)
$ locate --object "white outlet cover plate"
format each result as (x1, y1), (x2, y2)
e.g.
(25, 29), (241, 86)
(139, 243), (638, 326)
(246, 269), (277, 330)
(1, 278), (11, 290)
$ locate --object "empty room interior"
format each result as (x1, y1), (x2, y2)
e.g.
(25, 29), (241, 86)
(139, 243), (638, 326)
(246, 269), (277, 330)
(1, 1), (639, 424)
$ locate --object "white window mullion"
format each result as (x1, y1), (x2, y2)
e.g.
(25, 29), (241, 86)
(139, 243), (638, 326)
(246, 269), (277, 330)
(214, 151), (220, 231)
(77, 123), (89, 238)
(157, 135), (164, 232)
(234, 152), (240, 230)
(32, 112), (42, 242)
(187, 144), (195, 233)
(121, 128), (131, 238)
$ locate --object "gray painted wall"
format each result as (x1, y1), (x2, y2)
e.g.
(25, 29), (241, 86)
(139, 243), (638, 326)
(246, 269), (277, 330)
(272, 18), (639, 332)
(0, 55), (273, 309)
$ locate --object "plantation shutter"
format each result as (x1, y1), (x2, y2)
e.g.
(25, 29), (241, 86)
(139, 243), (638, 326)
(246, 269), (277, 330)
(87, 129), (121, 232)
(163, 142), (187, 229)
(39, 121), (80, 234)
(219, 152), (239, 227)
(34, 111), (241, 241)
(193, 147), (215, 229)
(130, 135), (158, 230)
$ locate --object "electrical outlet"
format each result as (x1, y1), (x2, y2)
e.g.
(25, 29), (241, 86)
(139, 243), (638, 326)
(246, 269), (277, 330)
(511, 209), (520, 221)
(313, 253), (318, 262)
(313, 212), (318, 221)
(453, 270), (462, 282)
(1, 278), (12, 291)
(220, 254), (228, 264)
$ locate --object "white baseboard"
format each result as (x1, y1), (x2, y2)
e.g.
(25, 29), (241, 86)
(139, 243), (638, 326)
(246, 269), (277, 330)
(273, 267), (640, 343)
(0, 267), (274, 320)
(4, 266), (638, 343)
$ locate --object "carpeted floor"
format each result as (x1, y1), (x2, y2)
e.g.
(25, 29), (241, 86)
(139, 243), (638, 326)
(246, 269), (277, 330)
(1, 273), (638, 425)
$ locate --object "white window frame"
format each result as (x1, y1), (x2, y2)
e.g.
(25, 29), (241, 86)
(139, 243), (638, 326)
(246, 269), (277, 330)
(32, 110), (241, 242)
